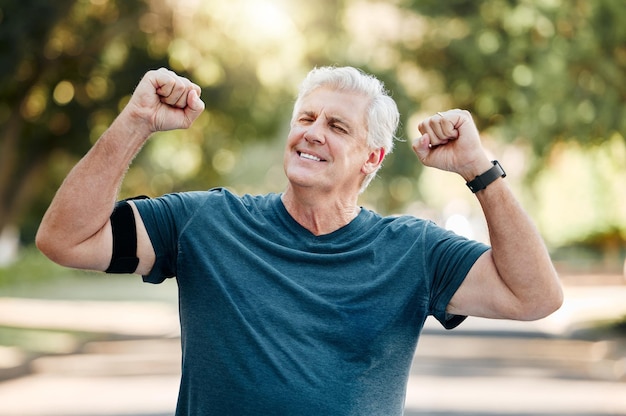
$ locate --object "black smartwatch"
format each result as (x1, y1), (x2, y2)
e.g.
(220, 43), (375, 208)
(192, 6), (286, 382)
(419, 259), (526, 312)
(466, 160), (506, 193)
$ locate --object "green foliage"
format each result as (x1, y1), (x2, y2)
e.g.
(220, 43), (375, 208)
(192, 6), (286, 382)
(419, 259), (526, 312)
(0, 245), (85, 288)
(386, 0), (626, 152)
(0, 0), (313, 242)
(328, 0), (626, 243)
(0, 0), (624, 251)
(0, 0), (170, 241)
(533, 135), (626, 247)
(0, 326), (89, 355)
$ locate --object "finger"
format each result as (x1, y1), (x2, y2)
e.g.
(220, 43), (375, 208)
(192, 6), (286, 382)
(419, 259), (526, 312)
(170, 77), (203, 109)
(418, 119), (447, 147)
(437, 112), (459, 141)
(170, 89), (205, 129)
(173, 79), (196, 108)
(186, 89), (205, 114)
(411, 134), (431, 163)
(431, 114), (458, 144)
(419, 114), (458, 147)
(164, 82), (188, 107)
(152, 68), (177, 97)
(155, 73), (189, 107)
(190, 82), (202, 97)
(429, 116), (448, 143)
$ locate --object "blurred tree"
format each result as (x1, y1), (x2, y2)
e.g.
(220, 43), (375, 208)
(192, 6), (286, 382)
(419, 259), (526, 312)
(331, 0), (626, 227)
(1, 0), (624, 253)
(0, 0), (329, 243)
(393, 0), (626, 251)
(0, 0), (174, 241)
(390, 0), (625, 167)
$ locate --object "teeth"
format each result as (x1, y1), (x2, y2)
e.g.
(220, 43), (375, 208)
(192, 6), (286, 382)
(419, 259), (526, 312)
(300, 152), (321, 162)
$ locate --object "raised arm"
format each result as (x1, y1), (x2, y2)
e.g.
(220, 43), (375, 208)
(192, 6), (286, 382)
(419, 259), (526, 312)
(412, 110), (563, 321)
(36, 68), (205, 275)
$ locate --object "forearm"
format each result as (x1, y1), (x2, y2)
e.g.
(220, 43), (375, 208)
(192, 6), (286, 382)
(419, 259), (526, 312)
(37, 68), (204, 271)
(475, 178), (563, 316)
(36, 113), (150, 263)
(415, 110), (562, 319)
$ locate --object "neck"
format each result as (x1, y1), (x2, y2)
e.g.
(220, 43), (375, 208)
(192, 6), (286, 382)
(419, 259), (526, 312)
(281, 185), (361, 236)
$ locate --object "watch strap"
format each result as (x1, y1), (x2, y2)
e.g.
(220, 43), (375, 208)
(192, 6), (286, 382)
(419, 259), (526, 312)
(466, 160), (506, 193)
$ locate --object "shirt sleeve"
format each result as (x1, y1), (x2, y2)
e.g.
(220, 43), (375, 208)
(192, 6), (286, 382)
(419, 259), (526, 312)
(423, 221), (490, 329)
(133, 191), (208, 284)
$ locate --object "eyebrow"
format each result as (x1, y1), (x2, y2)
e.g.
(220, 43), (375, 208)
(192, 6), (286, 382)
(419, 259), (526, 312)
(298, 110), (316, 119)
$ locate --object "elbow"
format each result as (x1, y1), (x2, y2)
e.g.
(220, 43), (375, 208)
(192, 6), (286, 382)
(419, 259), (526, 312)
(521, 293), (563, 321)
(549, 281), (565, 315)
(35, 225), (60, 264)
(36, 225), (49, 256)
(36, 221), (111, 272)
(36, 223), (73, 267)
(517, 276), (564, 321)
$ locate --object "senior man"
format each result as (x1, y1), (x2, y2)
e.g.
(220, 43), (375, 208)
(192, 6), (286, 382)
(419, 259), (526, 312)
(37, 66), (562, 415)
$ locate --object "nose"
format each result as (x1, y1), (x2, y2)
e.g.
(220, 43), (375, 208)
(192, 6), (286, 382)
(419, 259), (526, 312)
(304, 119), (326, 144)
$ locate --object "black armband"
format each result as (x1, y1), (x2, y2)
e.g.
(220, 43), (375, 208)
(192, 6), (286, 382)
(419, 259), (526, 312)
(105, 196), (149, 274)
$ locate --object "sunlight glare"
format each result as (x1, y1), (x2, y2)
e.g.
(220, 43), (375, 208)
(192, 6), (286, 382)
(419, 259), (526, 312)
(241, 0), (294, 42)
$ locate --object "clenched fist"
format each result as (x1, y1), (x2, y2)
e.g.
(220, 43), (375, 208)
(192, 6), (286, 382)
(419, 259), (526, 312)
(412, 109), (493, 181)
(124, 68), (205, 134)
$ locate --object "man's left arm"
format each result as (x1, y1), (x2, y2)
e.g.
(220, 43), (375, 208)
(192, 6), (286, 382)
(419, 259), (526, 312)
(413, 110), (563, 321)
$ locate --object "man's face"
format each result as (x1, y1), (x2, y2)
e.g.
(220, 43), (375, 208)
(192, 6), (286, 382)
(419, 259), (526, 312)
(284, 87), (377, 195)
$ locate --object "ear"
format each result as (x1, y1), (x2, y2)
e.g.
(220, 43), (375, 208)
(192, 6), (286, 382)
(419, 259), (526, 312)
(362, 147), (386, 175)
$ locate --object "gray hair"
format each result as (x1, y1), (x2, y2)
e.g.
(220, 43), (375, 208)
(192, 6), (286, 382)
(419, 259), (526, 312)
(292, 66), (400, 192)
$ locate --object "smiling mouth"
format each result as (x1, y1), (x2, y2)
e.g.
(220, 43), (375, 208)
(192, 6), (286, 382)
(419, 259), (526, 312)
(298, 151), (326, 162)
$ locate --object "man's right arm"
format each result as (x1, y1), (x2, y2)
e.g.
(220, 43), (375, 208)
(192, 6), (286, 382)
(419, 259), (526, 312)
(36, 68), (205, 275)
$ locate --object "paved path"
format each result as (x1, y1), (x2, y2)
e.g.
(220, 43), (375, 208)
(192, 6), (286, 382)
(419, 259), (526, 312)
(0, 280), (624, 415)
(405, 329), (626, 415)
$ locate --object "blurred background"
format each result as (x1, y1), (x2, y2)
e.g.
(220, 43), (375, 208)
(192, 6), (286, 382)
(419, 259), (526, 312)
(0, 0), (625, 415)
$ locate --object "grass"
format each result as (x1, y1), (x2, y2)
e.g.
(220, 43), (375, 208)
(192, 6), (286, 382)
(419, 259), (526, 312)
(0, 245), (88, 288)
(0, 244), (177, 302)
(0, 326), (94, 355)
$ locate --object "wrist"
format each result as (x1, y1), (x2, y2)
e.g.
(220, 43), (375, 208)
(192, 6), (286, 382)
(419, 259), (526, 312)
(465, 160), (506, 193)
(459, 159), (494, 182)
(112, 110), (154, 142)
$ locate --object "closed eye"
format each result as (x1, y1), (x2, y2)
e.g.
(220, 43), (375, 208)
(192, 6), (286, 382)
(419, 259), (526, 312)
(298, 116), (314, 124)
(331, 124), (348, 134)
(297, 110), (317, 124)
(327, 116), (351, 135)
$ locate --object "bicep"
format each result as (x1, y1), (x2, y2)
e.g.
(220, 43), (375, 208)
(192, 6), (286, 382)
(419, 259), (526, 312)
(53, 221), (114, 272)
(446, 250), (521, 319)
(57, 203), (155, 275)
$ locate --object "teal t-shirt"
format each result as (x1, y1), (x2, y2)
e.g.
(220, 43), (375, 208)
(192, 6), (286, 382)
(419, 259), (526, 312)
(134, 188), (489, 416)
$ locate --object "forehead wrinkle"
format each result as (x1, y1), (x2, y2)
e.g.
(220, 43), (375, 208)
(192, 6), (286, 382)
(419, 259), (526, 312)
(298, 107), (351, 124)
